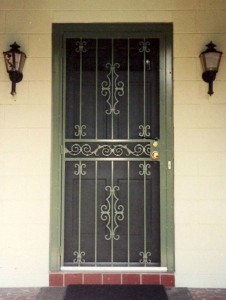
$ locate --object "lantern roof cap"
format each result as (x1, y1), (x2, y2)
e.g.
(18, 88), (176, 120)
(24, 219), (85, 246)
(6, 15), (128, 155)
(10, 42), (21, 52)
(201, 41), (222, 55)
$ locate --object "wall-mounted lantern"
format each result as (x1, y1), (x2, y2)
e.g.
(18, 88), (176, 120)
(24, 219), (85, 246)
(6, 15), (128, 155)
(3, 42), (26, 96)
(199, 41), (222, 96)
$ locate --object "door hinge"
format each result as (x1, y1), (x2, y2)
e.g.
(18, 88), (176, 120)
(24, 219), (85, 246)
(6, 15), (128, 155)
(61, 145), (69, 155)
(168, 161), (172, 170)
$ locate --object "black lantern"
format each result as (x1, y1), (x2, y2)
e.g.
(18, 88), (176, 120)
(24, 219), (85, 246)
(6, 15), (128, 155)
(3, 42), (26, 96)
(199, 41), (222, 96)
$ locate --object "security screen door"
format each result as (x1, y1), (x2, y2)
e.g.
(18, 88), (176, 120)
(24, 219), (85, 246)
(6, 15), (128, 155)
(59, 25), (173, 268)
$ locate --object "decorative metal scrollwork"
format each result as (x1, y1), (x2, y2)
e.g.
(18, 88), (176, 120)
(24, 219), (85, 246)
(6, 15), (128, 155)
(67, 143), (151, 157)
(139, 251), (151, 265)
(101, 62), (124, 115)
(74, 162), (86, 176)
(75, 40), (87, 53)
(74, 125), (86, 138)
(139, 41), (151, 53)
(139, 163), (151, 176)
(73, 250), (86, 265)
(100, 186), (124, 240)
(139, 125), (151, 138)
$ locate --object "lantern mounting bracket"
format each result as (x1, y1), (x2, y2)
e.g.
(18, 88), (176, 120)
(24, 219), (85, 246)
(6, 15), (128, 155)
(202, 70), (216, 96)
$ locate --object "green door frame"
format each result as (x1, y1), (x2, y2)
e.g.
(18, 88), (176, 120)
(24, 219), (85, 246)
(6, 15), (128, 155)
(50, 23), (174, 272)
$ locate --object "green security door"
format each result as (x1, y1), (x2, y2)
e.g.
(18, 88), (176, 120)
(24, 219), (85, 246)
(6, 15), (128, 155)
(51, 23), (174, 271)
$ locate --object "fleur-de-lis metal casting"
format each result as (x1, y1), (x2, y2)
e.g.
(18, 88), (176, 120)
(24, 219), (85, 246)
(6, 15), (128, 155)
(100, 186), (124, 240)
(74, 162), (86, 176)
(75, 40), (87, 53)
(139, 41), (151, 53)
(73, 250), (86, 265)
(139, 251), (151, 265)
(101, 63), (124, 115)
(139, 163), (151, 176)
(139, 125), (151, 138)
(74, 124), (86, 138)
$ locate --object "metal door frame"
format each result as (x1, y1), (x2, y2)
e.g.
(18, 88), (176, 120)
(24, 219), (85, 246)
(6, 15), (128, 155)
(50, 23), (174, 272)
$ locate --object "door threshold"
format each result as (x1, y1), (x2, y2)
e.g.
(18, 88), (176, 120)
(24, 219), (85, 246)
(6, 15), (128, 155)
(60, 266), (167, 273)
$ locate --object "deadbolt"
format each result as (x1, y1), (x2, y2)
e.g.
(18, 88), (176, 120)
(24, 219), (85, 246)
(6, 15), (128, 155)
(151, 151), (159, 160)
(153, 140), (158, 147)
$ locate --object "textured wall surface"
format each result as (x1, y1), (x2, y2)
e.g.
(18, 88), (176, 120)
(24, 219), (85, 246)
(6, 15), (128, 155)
(0, 0), (226, 288)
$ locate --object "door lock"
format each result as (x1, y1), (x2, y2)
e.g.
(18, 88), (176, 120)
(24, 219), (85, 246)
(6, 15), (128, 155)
(151, 151), (159, 160)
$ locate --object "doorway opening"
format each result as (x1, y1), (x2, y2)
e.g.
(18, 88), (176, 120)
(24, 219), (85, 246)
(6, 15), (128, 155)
(50, 23), (174, 272)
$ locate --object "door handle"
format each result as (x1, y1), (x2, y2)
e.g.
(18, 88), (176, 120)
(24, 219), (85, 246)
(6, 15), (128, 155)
(151, 151), (159, 160)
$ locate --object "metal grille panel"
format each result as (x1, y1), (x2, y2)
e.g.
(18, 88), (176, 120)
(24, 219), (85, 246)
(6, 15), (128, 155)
(63, 37), (160, 267)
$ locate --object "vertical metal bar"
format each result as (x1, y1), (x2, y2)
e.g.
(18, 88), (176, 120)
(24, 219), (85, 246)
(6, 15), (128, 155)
(111, 39), (114, 139)
(77, 38), (84, 266)
(127, 42), (130, 265)
(143, 38), (146, 127)
(143, 161), (147, 260)
(127, 39), (130, 139)
(95, 161), (98, 265)
(111, 160), (114, 265)
(127, 161), (130, 266)
(143, 39), (147, 262)
(95, 42), (98, 265)
(61, 159), (65, 266)
(78, 160), (82, 266)
(80, 38), (83, 130)
(95, 38), (98, 139)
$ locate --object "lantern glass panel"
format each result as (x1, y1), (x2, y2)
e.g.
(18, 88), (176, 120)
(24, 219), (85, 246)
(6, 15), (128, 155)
(3, 52), (13, 72)
(18, 53), (26, 73)
(3, 51), (26, 73)
(203, 52), (222, 71)
(200, 53), (207, 71)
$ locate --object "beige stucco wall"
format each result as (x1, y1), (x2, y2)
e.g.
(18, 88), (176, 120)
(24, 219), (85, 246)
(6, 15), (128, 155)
(0, 0), (226, 288)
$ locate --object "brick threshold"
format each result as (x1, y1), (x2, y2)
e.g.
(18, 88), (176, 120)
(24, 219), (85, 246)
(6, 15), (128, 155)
(49, 272), (175, 287)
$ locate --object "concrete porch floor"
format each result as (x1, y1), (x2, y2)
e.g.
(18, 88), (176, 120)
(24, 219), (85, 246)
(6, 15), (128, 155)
(0, 287), (226, 300)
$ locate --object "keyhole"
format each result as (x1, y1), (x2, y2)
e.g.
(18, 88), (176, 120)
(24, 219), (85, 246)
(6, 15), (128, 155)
(146, 59), (151, 70)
